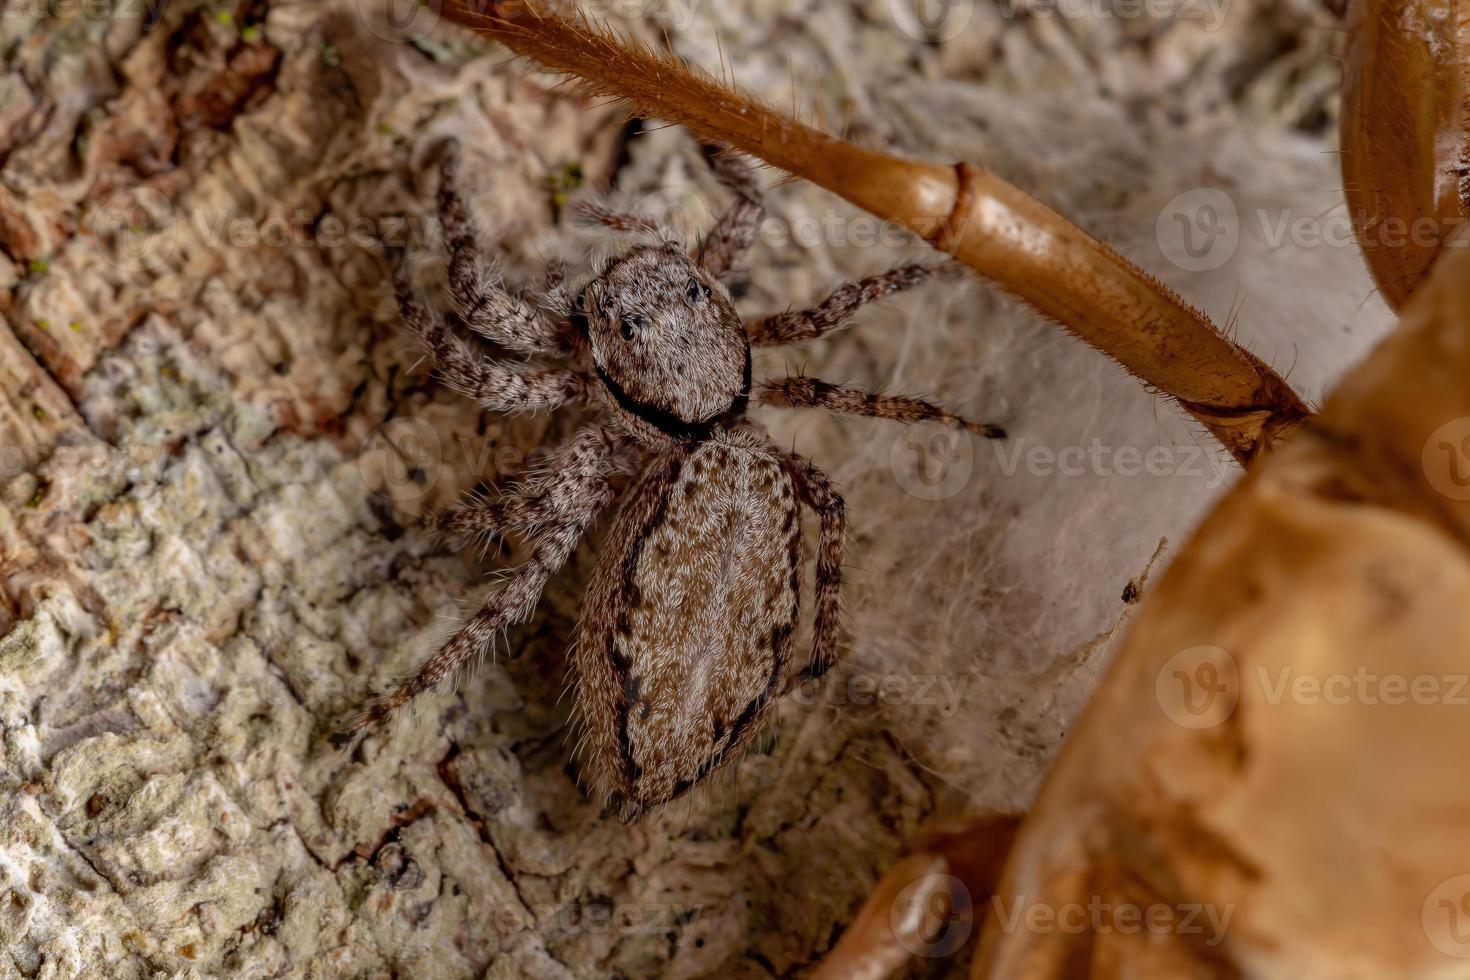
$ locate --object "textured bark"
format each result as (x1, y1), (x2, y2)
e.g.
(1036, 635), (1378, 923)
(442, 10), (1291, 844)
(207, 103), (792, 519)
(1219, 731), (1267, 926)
(0, 1), (1379, 977)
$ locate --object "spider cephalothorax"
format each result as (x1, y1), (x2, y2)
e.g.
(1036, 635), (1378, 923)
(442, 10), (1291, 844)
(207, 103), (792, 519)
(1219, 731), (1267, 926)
(340, 139), (1006, 820)
(577, 243), (751, 436)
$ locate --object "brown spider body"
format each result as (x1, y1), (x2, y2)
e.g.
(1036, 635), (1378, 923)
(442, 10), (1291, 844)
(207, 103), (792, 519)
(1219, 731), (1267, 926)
(341, 140), (1006, 819)
(574, 430), (801, 820)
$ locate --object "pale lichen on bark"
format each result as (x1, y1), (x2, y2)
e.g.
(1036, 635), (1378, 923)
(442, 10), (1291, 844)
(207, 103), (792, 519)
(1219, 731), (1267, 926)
(0, 1), (1386, 977)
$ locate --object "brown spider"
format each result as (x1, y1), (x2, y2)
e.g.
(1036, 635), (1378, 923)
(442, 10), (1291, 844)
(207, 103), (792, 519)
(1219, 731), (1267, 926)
(340, 140), (1005, 822)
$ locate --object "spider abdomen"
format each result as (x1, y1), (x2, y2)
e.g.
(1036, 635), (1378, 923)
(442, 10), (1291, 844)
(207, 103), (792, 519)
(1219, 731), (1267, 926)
(574, 432), (803, 821)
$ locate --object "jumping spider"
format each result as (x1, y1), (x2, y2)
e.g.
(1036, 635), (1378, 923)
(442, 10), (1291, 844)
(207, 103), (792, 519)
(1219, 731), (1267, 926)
(342, 140), (1005, 821)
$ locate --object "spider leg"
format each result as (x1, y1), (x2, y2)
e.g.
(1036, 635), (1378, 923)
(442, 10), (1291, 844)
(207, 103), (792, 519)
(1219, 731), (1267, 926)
(573, 201), (665, 237)
(759, 376), (1006, 438)
(429, 427), (638, 550)
(338, 427), (624, 740)
(428, 493), (510, 553)
(437, 141), (581, 357)
(343, 529), (585, 736)
(531, 259), (598, 359)
(746, 263), (947, 347)
(536, 258), (577, 320)
(697, 150), (763, 280)
(395, 260), (586, 415)
(781, 450), (847, 682)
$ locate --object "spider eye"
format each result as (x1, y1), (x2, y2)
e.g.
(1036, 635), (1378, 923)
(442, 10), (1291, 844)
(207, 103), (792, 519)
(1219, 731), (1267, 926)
(687, 279), (710, 304)
(620, 313), (648, 341)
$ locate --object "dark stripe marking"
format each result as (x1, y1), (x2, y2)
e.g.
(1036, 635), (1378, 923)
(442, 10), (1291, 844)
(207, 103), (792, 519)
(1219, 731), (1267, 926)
(608, 456), (685, 790)
(594, 344), (752, 443)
